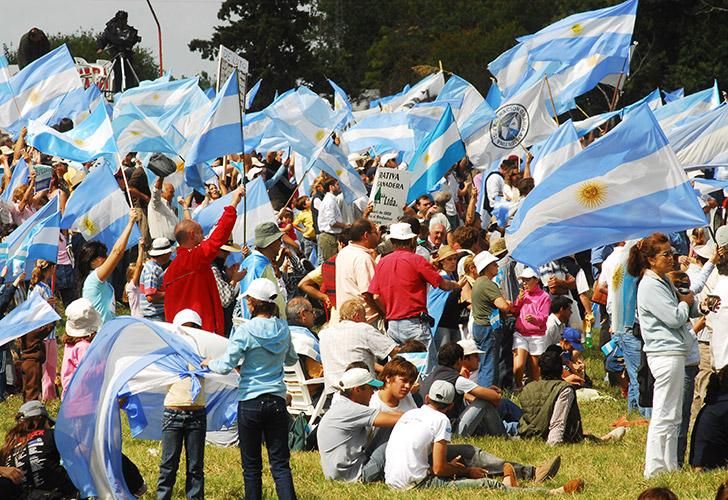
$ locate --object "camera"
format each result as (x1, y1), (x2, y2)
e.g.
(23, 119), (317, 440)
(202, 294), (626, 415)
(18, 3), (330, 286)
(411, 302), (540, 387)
(100, 11), (141, 55)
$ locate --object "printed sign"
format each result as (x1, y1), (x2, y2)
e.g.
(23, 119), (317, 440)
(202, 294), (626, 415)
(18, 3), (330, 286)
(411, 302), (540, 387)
(217, 45), (248, 110)
(368, 169), (412, 226)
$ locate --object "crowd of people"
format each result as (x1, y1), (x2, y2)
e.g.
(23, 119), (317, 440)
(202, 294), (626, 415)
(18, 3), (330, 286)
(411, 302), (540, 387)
(0, 101), (728, 498)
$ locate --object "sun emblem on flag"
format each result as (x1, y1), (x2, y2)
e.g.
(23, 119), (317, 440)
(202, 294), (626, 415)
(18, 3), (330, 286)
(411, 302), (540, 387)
(576, 180), (607, 208)
(335, 169), (343, 176)
(571, 23), (583, 34)
(129, 130), (141, 137)
(424, 153), (431, 164)
(612, 264), (624, 290)
(151, 93), (161, 101)
(79, 215), (98, 236)
(73, 139), (85, 147)
(315, 129), (326, 142)
(176, 161), (185, 172)
(28, 90), (41, 104)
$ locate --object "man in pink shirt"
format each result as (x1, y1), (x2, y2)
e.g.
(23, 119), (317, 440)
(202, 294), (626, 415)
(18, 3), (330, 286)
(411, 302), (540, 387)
(336, 218), (381, 323)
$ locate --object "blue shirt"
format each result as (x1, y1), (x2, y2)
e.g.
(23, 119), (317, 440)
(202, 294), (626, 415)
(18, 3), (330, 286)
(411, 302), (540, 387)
(82, 270), (116, 324)
(139, 260), (165, 318)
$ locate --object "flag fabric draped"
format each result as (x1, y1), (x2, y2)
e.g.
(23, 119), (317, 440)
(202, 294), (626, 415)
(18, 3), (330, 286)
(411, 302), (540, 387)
(0, 158), (29, 207)
(327, 78), (352, 112)
(0, 292), (60, 348)
(663, 88), (684, 103)
(26, 102), (117, 162)
(407, 106), (465, 203)
(506, 104), (706, 269)
(0, 44), (84, 135)
(56, 318), (239, 499)
(668, 104), (728, 167)
(245, 79), (262, 110)
(61, 162), (140, 251)
(305, 135), (367, 204)
(435, 75), (486, 128)
(341, 112), (415, 154)
(653, 81), (720, 133)
(185, 70), (243, 166)
(531, 120), (582, 185)
(113, 77), (206, 119)
(112, 103), (178, 156)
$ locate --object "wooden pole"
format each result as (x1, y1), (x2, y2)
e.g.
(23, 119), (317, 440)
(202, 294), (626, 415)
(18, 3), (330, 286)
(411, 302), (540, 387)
(543, 76), (559, 125)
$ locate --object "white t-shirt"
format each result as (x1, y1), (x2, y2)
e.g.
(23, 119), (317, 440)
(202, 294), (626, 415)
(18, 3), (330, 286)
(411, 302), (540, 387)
(385, 405), (452, 489)
(710, 276), (728, 370)
(485, 172), (504, 208)
(369, 391), (417, 414)
(454, 375), (477, 394)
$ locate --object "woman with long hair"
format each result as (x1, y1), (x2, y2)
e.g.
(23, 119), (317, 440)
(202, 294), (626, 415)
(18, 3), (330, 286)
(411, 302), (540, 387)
(78, 208), (141, 323)
(29, 259), (58, 402)
(629, 232), (714, 478)
(203, 278), (298, 500)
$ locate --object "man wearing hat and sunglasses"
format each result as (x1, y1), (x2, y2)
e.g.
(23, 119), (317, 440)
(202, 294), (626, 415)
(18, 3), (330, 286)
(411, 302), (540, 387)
(140, 237), (174, 321)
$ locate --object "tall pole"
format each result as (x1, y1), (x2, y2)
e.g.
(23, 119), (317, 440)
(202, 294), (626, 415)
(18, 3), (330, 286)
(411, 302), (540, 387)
(146, 0), (164, 76)
(236, 68), (248, 245)
(543, 76), (560, 125)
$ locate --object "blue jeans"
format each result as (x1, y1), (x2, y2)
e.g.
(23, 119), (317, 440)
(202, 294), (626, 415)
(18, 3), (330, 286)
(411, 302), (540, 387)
(238, 395), (296, 500)
(388, 316), (435, 374)
(157, 408), (206, 500)
(678, 364), (698, 467)
(360, 427), (393, 483)
(456, 399), (506, 437)
(472, 323), (499, 388)
(613, 331), (651, 418)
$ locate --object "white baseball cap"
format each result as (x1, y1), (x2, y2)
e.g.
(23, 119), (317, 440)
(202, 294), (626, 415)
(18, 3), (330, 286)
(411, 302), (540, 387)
(388, 222), (416, 241)
(173, 309), (202, 328)
(474, 251), (498, 274)
(457, 339), (485, 356)
(337, 368), (383, 390)
(428, 380), (455, 405)
(250, 156), (265, 167)
(246, 166), (264, 181)
(519, 267), (539, 279)
(242, 278), (279, 303)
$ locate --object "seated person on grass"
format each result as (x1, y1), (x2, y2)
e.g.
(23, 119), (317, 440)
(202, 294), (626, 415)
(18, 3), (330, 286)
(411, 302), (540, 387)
(317, 365), (402, 483)
(384, 381), (583, 494)
(420, 342), (505, 437)
(518, 346), (626, 446)
(690, 365), (728, 471)
(559, 328), (590, 386)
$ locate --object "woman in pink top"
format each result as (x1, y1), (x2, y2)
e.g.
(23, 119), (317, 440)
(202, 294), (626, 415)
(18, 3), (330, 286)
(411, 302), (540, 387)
(60, 298), (101, 399)
(511, 267), (551, 388)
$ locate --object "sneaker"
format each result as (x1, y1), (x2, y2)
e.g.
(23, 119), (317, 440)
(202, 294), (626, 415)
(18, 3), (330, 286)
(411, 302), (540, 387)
(601, 426), (627, 442)
(534, 455), (561, 483)
(563, 479), (585, 493)
(502, 462), (518, 488)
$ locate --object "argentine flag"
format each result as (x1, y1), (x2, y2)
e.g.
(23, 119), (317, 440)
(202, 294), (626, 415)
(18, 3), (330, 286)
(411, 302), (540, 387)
(0, 158), (29, 208)
(193, 177), (276, 247)
(0, 197), (60, 276)
(407, 106), (465, 203)
(327, 78), (352, 112)
(113, 77), (206, 119)
(0, 55), (10, 97)
(0, 44), (84, 135)
(185, 70), (243, 166)
(653, 81), (720, 134)
(26, 103), (117, 162)
(531, 120), (581, 185)
(245, 78), (262, 110)
(342, 111), (415, 153)
(61, 162), (140, 251)
(113, 103), (178, 156)
(0, 292), (60, 348)
(668, 104), (728, 168)
(506, 104), (707, 269)
(305, 135), (367, 204)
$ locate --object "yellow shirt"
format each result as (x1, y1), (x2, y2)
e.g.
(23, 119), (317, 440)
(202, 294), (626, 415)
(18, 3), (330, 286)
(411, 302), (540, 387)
(293, 209), (315, 240)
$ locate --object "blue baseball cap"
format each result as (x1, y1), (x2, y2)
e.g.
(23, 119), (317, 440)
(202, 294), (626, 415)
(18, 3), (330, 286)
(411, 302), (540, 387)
(562, 328), (584, 351)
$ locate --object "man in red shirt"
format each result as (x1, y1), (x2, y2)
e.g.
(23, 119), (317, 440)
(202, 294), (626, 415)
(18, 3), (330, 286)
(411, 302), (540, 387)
(368, 222), (460, 373)
(163, 186), (244, 335)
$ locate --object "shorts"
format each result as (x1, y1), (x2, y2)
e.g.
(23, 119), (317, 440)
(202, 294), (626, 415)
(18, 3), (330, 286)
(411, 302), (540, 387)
(512, 332), (547, 356)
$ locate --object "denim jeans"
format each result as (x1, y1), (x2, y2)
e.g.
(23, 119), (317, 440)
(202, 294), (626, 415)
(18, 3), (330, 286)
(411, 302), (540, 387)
(55, 264), (78, 307)
(678, 364), (698, 467)
(157, 408), (206, 500)
(360, 427), (393, 483)
(613, 331), (652, 418)
(238, 395), (297, 500)
(471, 323), (499, 388)
(456, 399), (506, 437)
(388, 317), (435, 374)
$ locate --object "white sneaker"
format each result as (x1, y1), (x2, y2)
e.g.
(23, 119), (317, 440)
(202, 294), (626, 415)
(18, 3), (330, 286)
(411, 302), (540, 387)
(602, 426), (627, 442)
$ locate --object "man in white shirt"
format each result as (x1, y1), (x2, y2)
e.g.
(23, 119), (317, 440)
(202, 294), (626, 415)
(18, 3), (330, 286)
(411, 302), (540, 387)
(317, 178), (348, 262)
(415, 222), (445, 261)
(335, 219), (381, 322)
(545, 296), (573, 347)
(319, 298), (399, 388)
(148, 176), (180, 241)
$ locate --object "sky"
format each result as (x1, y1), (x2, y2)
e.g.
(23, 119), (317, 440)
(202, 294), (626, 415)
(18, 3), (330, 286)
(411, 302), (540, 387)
(2, 0), (224, 78)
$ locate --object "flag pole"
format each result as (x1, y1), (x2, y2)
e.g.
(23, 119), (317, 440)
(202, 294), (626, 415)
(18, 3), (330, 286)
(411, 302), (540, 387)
(115, 153), (136, 208)
(543, 76), (560, 125)
(608, 73), (624, 111)
(236, 67), (248, 245)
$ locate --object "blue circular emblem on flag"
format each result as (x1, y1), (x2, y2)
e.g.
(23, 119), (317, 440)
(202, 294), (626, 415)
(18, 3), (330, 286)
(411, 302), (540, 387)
(490, 104), (530, 149)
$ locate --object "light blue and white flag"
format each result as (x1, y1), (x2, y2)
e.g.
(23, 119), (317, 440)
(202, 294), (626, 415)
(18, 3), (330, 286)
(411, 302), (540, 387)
(112, 103), (178, 156)
(56, 318), (239, 499)
(0, 158), (29, 208)
(193, 177), (275, 247)
(436, 75), (486, 128)
(241, 111), (273, 154)
(574, 87), (662, 137)
(26, 103), (117, 162)
(465, 78), (557, 168)
(305, 135), (367, 204)
(485, 83), (504, 109)
(246, 78), (262, 110)
(488, 43), (532, 97)
(341, 111), (415, 153)
(0, 292), (60, 348)
(293, 152), (319, 197)
(328, 78), (352, 112)
(506, 104), (706, 269)
(0, 197), (60, 275)
(0, 55), (10, 97)
(370, 83), (410, 110)
(653, 81), (720, 133)
(531, 120), (582, 185)
(389, 72), (445, 112)
(61, 162), (140, 251)
(668, 104), (728, 167)
(663, 88), (684, 103)
(113, 77), (207, 119)
(185, 70), (243, 166)
(0, 45), (84, 135)
(407, 106), (465, 203)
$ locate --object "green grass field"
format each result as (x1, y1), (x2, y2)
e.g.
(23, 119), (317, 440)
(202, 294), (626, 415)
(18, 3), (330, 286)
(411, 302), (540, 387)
(0, 348), (725, 499)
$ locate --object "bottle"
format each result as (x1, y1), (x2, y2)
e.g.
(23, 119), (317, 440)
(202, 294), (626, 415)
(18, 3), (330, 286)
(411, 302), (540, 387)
(585, 329), (593, 349)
